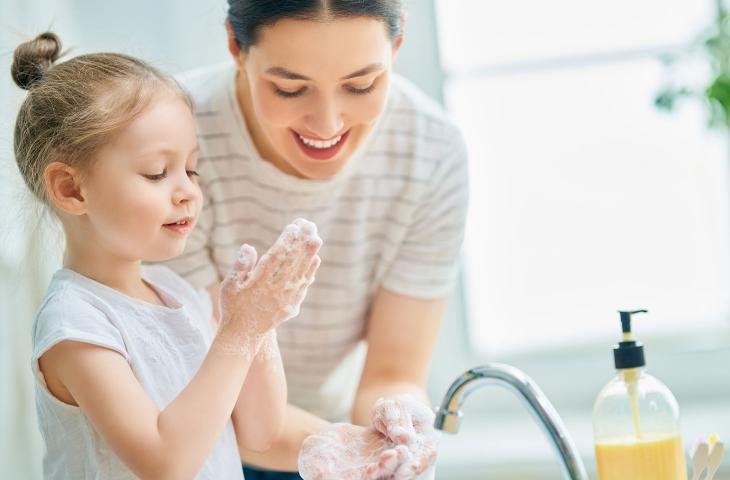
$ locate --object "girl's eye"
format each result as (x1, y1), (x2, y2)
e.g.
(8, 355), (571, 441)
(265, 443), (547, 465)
(186, 170), (200, 178)
(345, 83), (376, 95)
(144, 170), (167, 181)
(275, 87), (306, 98)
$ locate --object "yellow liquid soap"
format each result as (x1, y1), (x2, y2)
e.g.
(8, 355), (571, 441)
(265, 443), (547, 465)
(595, 433), (687, 480)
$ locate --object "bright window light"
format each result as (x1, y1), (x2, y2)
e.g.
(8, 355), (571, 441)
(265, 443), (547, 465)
(437, 0), (730, 356)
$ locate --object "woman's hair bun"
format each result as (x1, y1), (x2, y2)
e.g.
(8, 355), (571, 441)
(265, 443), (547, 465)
(11, 32), (63, 90)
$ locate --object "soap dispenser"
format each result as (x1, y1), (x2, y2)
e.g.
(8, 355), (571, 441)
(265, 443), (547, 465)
(592, 310), (687, 480)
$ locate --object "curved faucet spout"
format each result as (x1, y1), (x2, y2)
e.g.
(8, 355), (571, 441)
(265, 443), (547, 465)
(434, 363), (589, 480)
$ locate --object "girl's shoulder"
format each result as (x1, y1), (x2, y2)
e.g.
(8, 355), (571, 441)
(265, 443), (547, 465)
(32, 269), (129, 363)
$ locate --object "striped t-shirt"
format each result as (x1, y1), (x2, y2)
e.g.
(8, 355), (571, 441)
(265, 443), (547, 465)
(162, 63), (469, 421)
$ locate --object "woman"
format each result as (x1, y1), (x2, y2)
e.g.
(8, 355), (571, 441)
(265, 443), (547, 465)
(164, 1), (469, 478)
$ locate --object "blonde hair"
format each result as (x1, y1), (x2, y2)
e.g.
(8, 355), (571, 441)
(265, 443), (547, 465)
(11, 32), (192, 205)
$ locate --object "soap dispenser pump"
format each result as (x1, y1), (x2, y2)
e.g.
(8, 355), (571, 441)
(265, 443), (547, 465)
(592, 310), (687, 480)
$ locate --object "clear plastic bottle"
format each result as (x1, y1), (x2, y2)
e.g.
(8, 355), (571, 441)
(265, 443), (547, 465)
(592, 310), (687, 480)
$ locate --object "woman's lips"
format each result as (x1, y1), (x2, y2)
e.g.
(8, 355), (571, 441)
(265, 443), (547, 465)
(292, 129), (350, 161)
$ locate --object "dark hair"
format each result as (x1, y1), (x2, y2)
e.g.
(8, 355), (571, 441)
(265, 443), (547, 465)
(11, 32), (191, 205)
(227, 0), (404, 51)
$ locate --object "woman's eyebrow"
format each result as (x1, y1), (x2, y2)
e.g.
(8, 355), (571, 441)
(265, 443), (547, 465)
(265, 63), (384, 81)
(341, 63), (384, 80)
(266, 67), (309, 80)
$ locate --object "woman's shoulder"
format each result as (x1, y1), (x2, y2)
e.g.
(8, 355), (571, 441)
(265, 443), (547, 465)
(175, 62), (236, 113)
(385, 74), (463, 139)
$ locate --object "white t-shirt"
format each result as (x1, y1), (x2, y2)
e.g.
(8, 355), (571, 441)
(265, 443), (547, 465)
(31, 266), (243, 480)
(163, 63), (469, 421)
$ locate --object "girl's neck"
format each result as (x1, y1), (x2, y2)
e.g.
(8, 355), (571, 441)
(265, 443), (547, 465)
(62, 227), (164, 306)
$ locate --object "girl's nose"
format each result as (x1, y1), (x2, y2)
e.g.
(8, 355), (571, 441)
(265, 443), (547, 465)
(172, 172), (199, 205)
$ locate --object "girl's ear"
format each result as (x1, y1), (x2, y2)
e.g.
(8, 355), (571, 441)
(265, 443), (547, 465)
(225, 20), (247, 69)
(44, 162), (88, 216)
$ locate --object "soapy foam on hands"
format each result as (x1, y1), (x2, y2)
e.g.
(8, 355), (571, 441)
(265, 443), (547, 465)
(370, 395), (441, 478)
(299, 395), (439, 480)
(213, 218), (322, 357)
(299, 424), (416, 480)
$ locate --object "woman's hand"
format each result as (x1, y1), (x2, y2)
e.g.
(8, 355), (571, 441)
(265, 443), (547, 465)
(298, 423), (416, 480)
(215, 218), (321, 354)
(370, 395), (440, 478)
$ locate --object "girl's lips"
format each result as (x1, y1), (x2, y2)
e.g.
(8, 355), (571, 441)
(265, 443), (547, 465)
(292, 129), (350, 161)
(162, 219), (194, 236)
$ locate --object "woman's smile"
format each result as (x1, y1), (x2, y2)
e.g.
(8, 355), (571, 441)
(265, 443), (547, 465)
(291, 128), (350, 161)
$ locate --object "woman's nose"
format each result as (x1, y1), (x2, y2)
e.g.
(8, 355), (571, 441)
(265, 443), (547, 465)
(306, 95), (344, 138)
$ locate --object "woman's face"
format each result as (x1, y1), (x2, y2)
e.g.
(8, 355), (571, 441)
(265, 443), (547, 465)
(231, 16), (401, 180)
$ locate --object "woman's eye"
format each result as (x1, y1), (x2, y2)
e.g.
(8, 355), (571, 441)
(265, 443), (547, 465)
(275, 86), (306, 98)
(144, 170), (167, 181)
(345, 83), (376, 95)
(186, 170), (200, 178)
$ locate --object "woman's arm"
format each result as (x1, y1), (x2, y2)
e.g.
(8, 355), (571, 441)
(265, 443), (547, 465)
(351, 287), (447, 425)
(239, 403), (329, 471)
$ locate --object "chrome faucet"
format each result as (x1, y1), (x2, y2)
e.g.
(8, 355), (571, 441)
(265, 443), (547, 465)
(434, 363), (589, 480)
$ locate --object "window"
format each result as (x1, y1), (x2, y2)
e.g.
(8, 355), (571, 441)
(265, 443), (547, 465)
(436, 0), (730, 356)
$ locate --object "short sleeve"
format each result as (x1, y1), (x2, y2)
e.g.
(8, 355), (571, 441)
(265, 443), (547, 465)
(382, 132), (469, 299)
(32, 289), (129, 372)
(159, 173), (220, 290)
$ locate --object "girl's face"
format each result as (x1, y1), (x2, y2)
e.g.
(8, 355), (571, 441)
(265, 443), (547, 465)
(233, 16), (402, 179)
(80, 93), (203, 262)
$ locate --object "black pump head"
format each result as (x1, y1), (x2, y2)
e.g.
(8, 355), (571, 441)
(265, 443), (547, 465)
(613, 310), (648, 369)
(619, 309), (648, 334)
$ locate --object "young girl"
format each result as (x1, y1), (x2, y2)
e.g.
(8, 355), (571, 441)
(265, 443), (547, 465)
(12, 32), (322, 479)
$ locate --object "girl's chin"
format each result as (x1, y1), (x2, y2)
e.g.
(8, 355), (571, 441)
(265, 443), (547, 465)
(144, 244), (188, 263)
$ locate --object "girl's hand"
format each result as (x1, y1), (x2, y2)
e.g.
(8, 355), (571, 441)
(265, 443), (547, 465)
(370, 395), (440, 478)
(298, 423), (415, 480)
(216, 218), (321, 353)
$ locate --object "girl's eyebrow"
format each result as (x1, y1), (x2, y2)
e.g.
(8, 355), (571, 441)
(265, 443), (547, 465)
(266, 63), (384, 81)
(141, 145), (199, 158)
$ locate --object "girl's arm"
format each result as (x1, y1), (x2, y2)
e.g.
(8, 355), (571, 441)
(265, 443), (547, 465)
(206, 251), (320, 457)
(231, 332), (287, 451)
(40, 225), (321, 479)
(40, 333), (258, 480)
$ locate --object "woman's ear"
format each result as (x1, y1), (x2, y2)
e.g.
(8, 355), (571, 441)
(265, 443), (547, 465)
(44, 162), (87, 216)
(392, 12), (408, 59)
(225, 20), (246, 69)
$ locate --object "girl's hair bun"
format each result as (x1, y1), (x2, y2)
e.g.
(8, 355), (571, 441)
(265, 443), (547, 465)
(11, 32), (63, 90)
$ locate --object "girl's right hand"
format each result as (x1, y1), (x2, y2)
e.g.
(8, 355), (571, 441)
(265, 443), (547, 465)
(216, 218), (322, 350)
